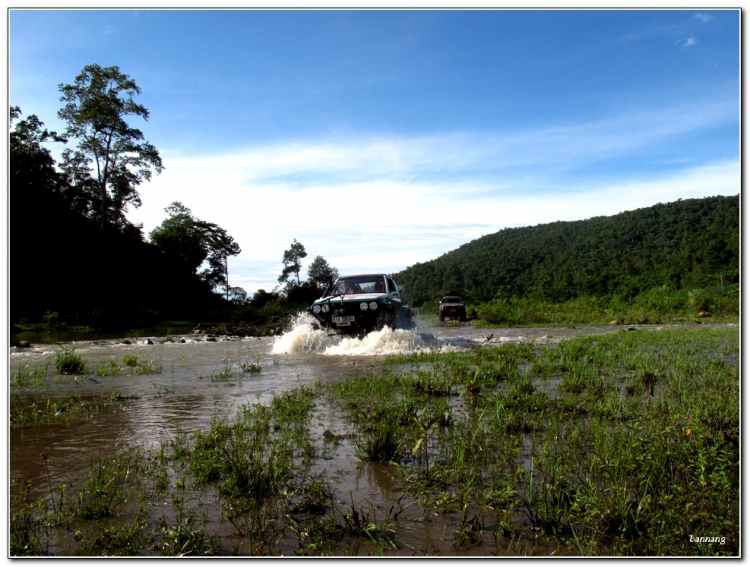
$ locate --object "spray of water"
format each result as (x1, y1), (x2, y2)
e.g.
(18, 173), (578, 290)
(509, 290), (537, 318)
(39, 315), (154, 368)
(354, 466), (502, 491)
(270, 312), (336, 355)
(270, 312), (444, 356)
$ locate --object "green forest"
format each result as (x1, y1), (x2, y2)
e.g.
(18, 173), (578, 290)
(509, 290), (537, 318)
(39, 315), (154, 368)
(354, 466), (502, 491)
(396, 196), (739, 303)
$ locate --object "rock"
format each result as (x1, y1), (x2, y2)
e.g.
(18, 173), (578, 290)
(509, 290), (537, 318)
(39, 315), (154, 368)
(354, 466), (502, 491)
(10, 338), (21, 348)
(206, 337), (217, 342)
(18, 341), (32, 348)
(698, 311), (711, 318)
(121, 339), (132, 345)
(143, 338), (154, 345)
(609, 320), (619, 326)
(180, 338), (187, 344)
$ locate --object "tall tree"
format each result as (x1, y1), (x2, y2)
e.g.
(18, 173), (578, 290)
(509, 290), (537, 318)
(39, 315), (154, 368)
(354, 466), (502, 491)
(307, 255), (339, 290)
(58, 64), (163, 231)
(278, 239), (308, 286)
(149, 202), (208, 273)
(150, 202), (241, 300)
(200, 226), (241, 301)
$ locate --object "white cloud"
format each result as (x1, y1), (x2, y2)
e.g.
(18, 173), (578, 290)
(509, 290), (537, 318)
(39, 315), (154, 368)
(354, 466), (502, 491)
(694, 13), (714, 23)
(128, 103), (738, 295)
(155, 99), (734, 190)
(676, 35), (698, 47)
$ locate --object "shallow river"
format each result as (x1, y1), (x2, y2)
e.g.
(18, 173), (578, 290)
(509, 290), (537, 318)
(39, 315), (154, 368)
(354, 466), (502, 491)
(9, 318), (736, 555)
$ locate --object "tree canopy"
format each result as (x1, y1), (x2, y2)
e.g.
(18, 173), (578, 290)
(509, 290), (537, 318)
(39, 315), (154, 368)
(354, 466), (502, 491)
(58, 64), (163, 231)
(278, 239), (308, 286)
(10, 107), (67, 214)
(395, 196), (740, 303)
(307, 255), (339, 290)
(150, 202), (241, 299)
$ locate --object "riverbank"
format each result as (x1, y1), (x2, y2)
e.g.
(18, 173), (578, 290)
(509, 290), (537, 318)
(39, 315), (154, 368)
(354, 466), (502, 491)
(414, 285), (739, 329)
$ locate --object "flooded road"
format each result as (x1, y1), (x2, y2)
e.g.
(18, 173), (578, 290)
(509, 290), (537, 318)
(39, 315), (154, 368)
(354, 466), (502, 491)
(10, 319), (733, 498)
(9, 318), (738, 555)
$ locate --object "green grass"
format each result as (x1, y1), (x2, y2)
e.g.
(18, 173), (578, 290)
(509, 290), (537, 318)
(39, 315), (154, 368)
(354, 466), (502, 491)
(55, 348), (85, 375)
(11, 362), (49, 388)
(10, 327), (738, 556)
(121, 354), (162, 375)
(411, 284), (739, 328)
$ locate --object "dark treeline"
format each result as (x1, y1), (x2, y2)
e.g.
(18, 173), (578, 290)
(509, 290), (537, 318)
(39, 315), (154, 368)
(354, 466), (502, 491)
(395, 196), (739, 304)
(10, 66), (235, 329)
(12, 65), (347, 332)
(10, 115), (227, 328)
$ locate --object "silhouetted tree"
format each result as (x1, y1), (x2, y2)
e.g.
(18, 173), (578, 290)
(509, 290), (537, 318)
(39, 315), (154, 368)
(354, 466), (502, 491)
(58, 64), (163, 230)
(150, 202), (241, 299)
(307, 255), (339, 290)
(278, 239), (307, 286)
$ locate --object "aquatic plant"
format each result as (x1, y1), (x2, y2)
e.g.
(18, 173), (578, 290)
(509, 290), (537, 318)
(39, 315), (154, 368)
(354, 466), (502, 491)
(11, 362), (48, 388)
(210, 359), (233, 381)
(56, 348), (85, 375)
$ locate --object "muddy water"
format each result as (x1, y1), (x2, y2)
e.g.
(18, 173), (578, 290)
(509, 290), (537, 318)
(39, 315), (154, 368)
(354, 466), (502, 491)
(10, 320), (731, 496)
(9, 319), (736, 554)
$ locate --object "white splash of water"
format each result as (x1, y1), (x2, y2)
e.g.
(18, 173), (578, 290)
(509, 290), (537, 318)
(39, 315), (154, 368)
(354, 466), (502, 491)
(270, 312), (335, 355)
(270, 313), (443, 356)
(324, 326), (427, 356)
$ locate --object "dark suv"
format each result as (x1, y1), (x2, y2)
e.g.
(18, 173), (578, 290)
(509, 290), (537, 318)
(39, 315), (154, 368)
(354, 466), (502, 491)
(309, 274), (414, 335)
(439, 293), (466, 322)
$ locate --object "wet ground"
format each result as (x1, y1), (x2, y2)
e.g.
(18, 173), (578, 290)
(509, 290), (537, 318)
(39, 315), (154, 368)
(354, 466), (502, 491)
(9, 318), (738, 555)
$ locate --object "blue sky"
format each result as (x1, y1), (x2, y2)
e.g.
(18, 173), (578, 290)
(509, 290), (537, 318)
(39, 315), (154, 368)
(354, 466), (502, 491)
(10, 9), (740, 295)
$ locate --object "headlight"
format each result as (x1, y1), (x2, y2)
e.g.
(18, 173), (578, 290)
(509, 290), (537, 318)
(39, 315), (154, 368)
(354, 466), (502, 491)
(322, 304), (329, 313)
(369, 302), (377, 310)
(360, 302), (369, 311)
(313, 305), (321, 314)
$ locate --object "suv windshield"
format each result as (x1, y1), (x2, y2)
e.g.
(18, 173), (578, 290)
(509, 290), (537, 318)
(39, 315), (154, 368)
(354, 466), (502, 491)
(331, 276), (386, 295)
(443, 296), (462, 303)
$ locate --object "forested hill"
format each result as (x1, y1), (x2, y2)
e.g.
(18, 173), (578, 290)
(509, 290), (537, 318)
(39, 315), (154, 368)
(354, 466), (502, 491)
(395, 195), (739, 303)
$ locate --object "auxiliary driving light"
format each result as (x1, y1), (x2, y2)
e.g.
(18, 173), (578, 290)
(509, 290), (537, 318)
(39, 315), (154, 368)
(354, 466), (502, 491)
(369, 302), (378, 310)
(322, 304), (329, 313)
(360, 302), (369, 311)
(313, 305), (321, 313)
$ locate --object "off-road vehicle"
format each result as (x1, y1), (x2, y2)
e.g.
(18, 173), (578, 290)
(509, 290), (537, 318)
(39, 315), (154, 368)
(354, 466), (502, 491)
(309, 274), (414, 335)
(439, 292), (466, 322)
